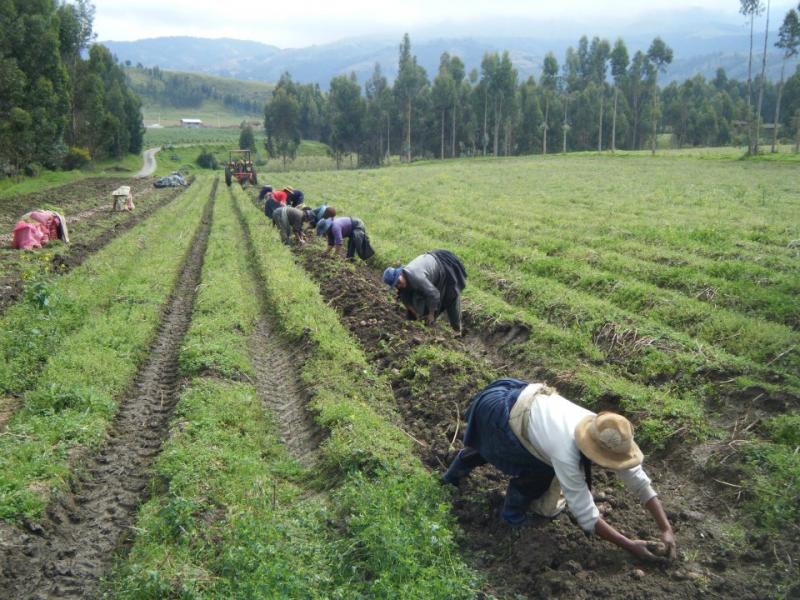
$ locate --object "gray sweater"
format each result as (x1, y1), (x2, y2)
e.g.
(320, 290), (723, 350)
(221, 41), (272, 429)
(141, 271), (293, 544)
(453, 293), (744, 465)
(402, 253), (445, 310)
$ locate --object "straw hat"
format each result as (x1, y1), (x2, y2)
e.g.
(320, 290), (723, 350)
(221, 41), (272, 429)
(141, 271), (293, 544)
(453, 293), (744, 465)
(574, 412), (643, 470)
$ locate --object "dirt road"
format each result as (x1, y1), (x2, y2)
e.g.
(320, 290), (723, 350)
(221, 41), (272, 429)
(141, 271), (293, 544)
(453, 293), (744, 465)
(135, 147), (159, 178)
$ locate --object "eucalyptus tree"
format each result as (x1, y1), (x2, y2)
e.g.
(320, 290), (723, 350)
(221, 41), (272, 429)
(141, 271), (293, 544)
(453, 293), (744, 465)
(395, 34), (426, 162)
(589, 37), (611, 151)
(647, 37), (673, 154)
(448, 55), (466, 157)
(610, 38), (629, 151)
(432, 53), (456, 159)
(494, 52), (518, 156)
(773, 8), (800, 152)
(754, 0), (771, 153)
(328, 73), (365, 168)
(364, 63), (392, 164)
(540, 52), (559, 154)
(264, 87), (300, 168)
(740, 0), (765, 153)
(479, 52), (498, 155)
(517, 76), (542, 154)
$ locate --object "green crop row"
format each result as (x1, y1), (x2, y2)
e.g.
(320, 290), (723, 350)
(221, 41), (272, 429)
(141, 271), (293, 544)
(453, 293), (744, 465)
(0, 178), (212, 520)
(118, 184), (477, 597)
(111, 185), (335, 597)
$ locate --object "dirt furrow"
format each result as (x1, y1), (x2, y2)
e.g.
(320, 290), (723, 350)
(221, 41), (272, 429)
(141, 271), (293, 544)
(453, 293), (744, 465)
(0, 180), (216, 600)
(232, 190), (325, 466)
(294, 241), (794, 600)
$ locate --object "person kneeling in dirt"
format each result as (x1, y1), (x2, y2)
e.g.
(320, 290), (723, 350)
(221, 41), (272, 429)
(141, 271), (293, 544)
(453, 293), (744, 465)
(443, 378), (677, 563)
(272, 205), (307, 246)
(316, 216), (374, 260)
(383, 250), (467, 335)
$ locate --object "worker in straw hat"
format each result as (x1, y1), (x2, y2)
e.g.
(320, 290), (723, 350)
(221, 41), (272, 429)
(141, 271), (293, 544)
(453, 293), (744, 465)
(443, 378), (677, 562)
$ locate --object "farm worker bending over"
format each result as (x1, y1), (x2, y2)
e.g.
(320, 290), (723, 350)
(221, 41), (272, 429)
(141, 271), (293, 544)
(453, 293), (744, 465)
(443, 378), (677, 563)
(263, 187), (288, 219)
(272, 205), (307, 246)
(383, 250), (467, 335)
(304, 205), (336, 229)
(284, 186), (305, 208)
(316, 217), (374, 260)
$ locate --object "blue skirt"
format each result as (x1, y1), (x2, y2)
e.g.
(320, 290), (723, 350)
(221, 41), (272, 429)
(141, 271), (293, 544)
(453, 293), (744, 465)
(463, 378), (549, 477)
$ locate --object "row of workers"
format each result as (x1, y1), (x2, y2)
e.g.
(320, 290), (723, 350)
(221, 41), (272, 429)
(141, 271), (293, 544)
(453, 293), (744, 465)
(258, 184), (676, 564)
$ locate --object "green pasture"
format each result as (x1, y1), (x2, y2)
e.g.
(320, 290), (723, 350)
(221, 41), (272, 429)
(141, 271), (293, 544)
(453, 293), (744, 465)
(263, 149), (800, 527)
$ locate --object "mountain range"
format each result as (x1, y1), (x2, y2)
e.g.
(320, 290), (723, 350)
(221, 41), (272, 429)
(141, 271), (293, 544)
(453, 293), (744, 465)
(103, 11), (800, 88)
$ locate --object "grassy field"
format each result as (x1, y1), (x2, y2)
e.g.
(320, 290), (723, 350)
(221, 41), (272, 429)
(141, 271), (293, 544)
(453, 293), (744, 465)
(261, 149), (800, 528)
(1, 148), (798, 597)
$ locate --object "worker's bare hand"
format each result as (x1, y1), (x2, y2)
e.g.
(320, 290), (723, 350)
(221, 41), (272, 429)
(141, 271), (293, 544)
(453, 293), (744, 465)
(628, 540), (667, 563)
(426, 314), (435, 326)
(659, 529), (677, 560)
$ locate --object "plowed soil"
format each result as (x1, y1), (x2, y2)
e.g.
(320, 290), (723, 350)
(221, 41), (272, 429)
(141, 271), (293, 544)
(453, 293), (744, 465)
(0, 176), (189, 315)
(0, 181), (215, 599)
(297, 240), (799, 600)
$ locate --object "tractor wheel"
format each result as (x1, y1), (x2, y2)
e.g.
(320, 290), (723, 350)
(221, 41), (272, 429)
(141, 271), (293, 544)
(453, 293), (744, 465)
(225, 167), (232, 186)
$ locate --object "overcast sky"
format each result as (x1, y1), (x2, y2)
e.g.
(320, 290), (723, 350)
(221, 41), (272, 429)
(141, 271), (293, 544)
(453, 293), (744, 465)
(94, 0), (796, 47)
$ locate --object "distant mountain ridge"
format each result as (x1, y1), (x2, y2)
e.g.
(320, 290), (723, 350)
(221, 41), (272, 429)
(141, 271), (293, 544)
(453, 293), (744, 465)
(104, 30), (800, 88)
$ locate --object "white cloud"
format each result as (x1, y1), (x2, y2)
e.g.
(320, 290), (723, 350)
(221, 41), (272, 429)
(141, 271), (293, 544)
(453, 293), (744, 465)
(93, 0), (797, 46)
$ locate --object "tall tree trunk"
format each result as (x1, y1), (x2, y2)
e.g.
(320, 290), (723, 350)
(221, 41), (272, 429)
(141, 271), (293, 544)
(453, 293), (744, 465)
(773, 60), (786, 154)
(747, 13), (755, 154)
(611, 86), (618, 152)
(493, 97), (500, 156)
(632, 87), (640, 150)
(598, 92), (604, 152)
(405, 98), (412, 162)
(441, 108), (445, 159)
(543, 97), (549, 155)
(651, 77), (658, 155)
(754, 0), (770, 155)
(562, 95), (569, 153)
(483, 88), (488, 156)
(386, 114), (390, 161)
(451, 102), (456, 157)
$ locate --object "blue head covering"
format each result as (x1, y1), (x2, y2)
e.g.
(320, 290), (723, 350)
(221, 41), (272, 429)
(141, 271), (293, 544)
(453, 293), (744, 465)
(312, 205), (327, 222)
(316, 218), (333, 236)
(383, 266), (403, 288)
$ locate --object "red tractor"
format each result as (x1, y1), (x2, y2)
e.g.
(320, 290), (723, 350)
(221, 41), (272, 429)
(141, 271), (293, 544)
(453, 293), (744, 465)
(224, 150), (258, 186)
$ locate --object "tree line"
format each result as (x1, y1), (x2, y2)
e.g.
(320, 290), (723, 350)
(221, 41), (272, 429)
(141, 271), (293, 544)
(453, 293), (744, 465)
(0, 0), (143, 177)
(264, 22), (800, 167)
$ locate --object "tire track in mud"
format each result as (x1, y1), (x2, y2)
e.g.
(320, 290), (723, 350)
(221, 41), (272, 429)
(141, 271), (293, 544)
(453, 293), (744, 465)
(231, 192), (325, 466)
(0, 179), (216, 600)
(249, 318), (324, 466)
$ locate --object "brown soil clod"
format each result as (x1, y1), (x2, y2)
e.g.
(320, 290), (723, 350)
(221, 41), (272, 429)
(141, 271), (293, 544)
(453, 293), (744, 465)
(0, 180), (216, 599)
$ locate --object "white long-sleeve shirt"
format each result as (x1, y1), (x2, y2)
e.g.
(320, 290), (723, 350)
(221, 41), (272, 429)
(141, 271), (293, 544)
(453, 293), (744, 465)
(522, 386), (657, 532)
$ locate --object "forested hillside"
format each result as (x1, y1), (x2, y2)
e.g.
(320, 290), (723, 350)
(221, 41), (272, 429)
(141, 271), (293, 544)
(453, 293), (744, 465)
(0, 0), (143, 177)
(125, 67), (274, 117)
